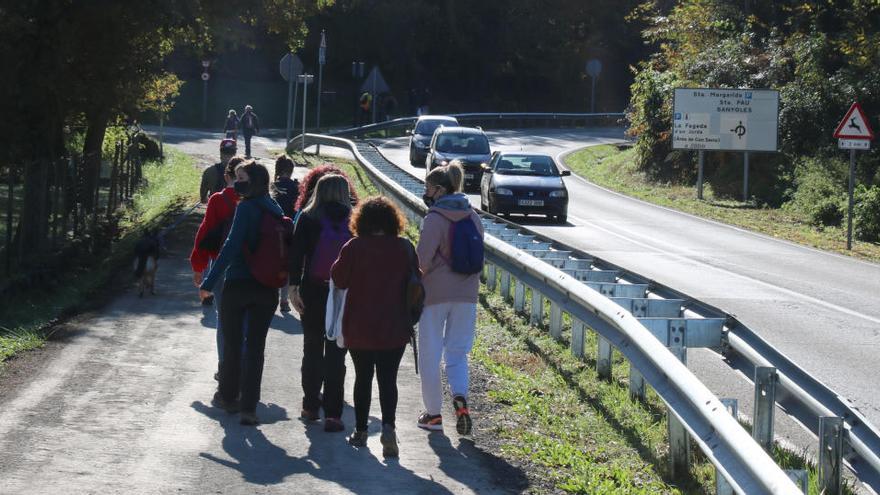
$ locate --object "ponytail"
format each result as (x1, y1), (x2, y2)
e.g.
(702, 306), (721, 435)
(425, 161), (463, 194)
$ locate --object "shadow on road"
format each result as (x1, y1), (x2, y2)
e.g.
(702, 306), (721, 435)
(428, 432), (529, 493)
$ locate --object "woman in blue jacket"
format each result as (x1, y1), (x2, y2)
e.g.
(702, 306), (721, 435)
(200, 160), (283, 425)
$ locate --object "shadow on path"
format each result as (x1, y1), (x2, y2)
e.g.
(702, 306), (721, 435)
(428, 432), (529, 493)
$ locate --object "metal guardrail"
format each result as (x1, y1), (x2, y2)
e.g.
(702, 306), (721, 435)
(291, 132), (801, 494)
(329, 112), (626, 138)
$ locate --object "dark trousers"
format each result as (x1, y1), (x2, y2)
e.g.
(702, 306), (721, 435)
(219, 279), (278, 413)
(349, 346), (406, 431)
(300, 284), (347, 418)
(243, 131), (254, 157)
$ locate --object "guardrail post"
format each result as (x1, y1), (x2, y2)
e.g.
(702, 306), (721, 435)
(486, 264), (497, 291)
(596, 336), (612, 380)
(500, 270), (511, 302)
(571, 320), (585, 358)
(716, 399), (738, 495)
(549, 302), (562, 339)
(667, 346), (690, 479)
(784, 470), (808, 494)
(530, 289), (544, 326)
(752, 366), (778, 452)
(514, 280), (525, 312)
(629, 365), (645, 401)
(819, 416), (844, 495)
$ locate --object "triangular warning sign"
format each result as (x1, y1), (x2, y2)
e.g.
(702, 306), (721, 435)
(833, 102), (874, 139)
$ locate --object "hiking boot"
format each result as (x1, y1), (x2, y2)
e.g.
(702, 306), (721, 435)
(324, 417), (345, 432)
(380, 424), (399, 458)
(300, 408), (320, 421)
(348, 430), (368, 447)
(416, 412), (443, 431)
(239, 411), (259, 426)
(280, 301), (291, 313)
(211, 391), (240, 414)
(452, 396), (472, 435)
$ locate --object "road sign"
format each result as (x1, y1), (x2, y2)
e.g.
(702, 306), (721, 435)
(839, 138), (871, 150)
(833, 102), (874, 139)
(279, 53), (303, 82)
(586, 59), (602, 78)
(359, 66), (389, 95)
(318, 30), (326, 65)
(672, 88), (779, 152)
(200, 72), (210, 81)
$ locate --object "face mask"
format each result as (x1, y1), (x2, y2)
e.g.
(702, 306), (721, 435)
(233, 181), (249, 195)
(422, 193), (435, 208)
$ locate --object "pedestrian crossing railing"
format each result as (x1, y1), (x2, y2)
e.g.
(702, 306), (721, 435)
(289, 132), (876, 494)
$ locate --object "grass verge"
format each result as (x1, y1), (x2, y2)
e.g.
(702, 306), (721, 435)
(0, 149), (200, 367)
(564, 145), (880, 263)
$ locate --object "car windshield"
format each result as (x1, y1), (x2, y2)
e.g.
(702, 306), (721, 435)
(415, 120), (456, 135)
(494, 155), (558, 176)
(435, 134), (489, 154)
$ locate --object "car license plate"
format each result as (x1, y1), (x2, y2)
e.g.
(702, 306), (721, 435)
(518, 199), (544, 207)
(464, 173), (474, 179)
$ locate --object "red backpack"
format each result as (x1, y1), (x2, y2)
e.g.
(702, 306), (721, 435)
(244, 211), (295, 288)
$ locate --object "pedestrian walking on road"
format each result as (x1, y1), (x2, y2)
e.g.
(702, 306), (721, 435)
(200, 139), (237, 203)
(331, 196), (417, 457)
(200, 160), (284, 426)
(294, 164), (360, 220)
(271, 155), (300, 313)
(289, 175), (353, 432)
(239, 104), (260, 158)
(416, 162), (483, 435)
(191, 156), (245, 379)
(224, 109), (239, 141)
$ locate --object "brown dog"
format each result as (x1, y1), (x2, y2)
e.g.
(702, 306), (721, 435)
(134, 230), (161, 297)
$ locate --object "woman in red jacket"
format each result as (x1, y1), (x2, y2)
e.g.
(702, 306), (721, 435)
(190, 156), (244, 379)
(331, 196), (418, 458)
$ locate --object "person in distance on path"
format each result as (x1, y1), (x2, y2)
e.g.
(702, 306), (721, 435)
(331, 196), (417, 457)
(416, 162), (483, 435)
(224, 109), (239, 141)
(239, 104), (260, 158)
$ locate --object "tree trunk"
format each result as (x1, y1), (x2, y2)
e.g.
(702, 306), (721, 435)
(20, 159), (51, 257)
(81, 111), (108, 212)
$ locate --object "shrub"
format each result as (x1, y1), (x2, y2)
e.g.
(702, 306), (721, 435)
(854, 185), (880, 242)
(784, 155), (847, 227)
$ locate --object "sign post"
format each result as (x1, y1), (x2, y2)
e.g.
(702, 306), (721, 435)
(833, 102), (874, 250)
(316, 30), (326, 154)
(672, 88), (780, 200)
(280, 53), (304, 142)
(201, 60), (211, 124)
(298, 74), (315, 152)
(586, 59), (602, 113)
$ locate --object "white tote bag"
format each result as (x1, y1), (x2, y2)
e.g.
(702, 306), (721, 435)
(325, 279), (347, 348)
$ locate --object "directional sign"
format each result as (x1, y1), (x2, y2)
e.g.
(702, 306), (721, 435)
(672, 88), (779, 152)
(279, 53), (303, 82)
(833, 102), (874, 139)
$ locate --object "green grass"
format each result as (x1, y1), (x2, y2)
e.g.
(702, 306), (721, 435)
(0, 150), (200, 368)
(564, 145), (880, 263)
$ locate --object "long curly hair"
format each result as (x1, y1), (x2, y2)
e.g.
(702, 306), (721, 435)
(295, 164), (360, 210)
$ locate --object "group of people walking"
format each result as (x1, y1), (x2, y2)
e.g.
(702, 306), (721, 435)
(190, 146), (484, 457)
(223, 105), (260, 158)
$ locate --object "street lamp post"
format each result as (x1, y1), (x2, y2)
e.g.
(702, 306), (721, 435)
(316, 30), (326, 154)
(201, 60), (210, 124)
(299, 74), (315, 152)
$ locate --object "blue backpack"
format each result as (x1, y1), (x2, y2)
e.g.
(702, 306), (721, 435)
(440, 213), (484, 275)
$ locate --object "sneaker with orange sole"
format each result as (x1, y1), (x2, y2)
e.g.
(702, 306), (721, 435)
(452, 396), (472, 435)
(416, 412), (443, 431)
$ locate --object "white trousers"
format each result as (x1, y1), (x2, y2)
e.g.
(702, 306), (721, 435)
(418, 302), (477, 415)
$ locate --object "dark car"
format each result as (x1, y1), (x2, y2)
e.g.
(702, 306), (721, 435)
(408, 115), (459, 166)
(479, 152), (571, 223)
(426, 126), (491, 192)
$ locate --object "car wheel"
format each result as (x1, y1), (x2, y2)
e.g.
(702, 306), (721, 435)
(409, 149), (418, 166)
(480, 197), (487, 211)
(555, 214), (567, 224)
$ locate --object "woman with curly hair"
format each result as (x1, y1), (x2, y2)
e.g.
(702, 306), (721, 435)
(294, 163), (359, 214)
(331, 196), (418, 457)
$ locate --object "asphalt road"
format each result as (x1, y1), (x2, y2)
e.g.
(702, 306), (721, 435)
(148, 125), (879, 480)
(367, 131), (880, 454)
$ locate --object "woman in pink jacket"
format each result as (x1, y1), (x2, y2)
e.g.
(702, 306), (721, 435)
(415, 162), (483, 435)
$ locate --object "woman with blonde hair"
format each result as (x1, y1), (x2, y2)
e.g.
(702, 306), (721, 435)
(289, 174), (354, 432)
(416, 161), (483, 435)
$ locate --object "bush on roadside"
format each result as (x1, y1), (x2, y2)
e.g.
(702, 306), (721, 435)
(855, 185), (880, 242)
(784, 155), (847, 227)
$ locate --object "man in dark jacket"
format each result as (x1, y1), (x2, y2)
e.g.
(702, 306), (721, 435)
(239, 105), (260, 158)
(200, 139), (237, 203)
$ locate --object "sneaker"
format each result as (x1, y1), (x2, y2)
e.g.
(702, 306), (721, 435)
(211, 391), (240, 414)
(280, 301), (291, 313)
(452, 396), (472, 435)
(202, 295), (214, 306)
(300, 408), (320, 421)
(380, 424), (399, 458)
(416, 412), (443, 431)
(240, 411), (259, 426)
(324, 417), (345, 432)
(348, 430), (368, 447)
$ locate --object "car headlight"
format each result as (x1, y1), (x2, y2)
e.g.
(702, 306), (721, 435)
(549, 190), (567, 198)
(495, 187), (513, 196)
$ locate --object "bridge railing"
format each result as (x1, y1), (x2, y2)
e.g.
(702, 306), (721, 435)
(289, 131), (803, 494)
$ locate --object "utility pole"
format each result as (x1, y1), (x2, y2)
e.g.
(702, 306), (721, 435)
(299, 74), (314, 152)
(316, 30), (326, 154)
